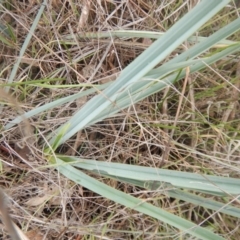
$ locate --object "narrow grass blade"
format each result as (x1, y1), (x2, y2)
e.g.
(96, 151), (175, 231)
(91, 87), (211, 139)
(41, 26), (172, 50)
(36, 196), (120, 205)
(117, 177), (240, 218)
(63, 30), (235, 47)
(3, 83), (110, 130)
(167, 189), (240, 219)
(4, 0), (47, 92)
(0, 32), (15, 47)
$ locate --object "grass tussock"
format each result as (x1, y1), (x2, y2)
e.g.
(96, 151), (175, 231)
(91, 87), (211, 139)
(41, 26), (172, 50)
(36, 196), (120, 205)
(0, 0), (240, 239)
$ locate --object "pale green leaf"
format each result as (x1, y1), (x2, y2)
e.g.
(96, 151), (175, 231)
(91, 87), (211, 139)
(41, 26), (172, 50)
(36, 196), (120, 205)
(54, 157), (224, 240)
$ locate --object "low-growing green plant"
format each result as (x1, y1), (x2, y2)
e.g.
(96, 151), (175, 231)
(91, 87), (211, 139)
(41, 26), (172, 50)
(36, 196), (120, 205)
(1, 0), (240, 239)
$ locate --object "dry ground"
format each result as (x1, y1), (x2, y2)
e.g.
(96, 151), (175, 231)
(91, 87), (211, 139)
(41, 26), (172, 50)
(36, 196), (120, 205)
(0, 0), (240, 239)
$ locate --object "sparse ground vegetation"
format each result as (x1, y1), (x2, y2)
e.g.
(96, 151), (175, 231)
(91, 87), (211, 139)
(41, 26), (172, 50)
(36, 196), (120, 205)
(0, 0), (240, 239)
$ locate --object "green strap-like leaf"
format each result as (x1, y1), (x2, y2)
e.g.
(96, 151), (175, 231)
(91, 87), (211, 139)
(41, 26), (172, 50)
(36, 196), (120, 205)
(58, 156), (240, 196)
(54, 157), (224, 240)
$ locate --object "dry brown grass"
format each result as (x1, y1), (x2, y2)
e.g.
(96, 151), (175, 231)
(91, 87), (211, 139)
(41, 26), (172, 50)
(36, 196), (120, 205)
(0, 0), (240, 239)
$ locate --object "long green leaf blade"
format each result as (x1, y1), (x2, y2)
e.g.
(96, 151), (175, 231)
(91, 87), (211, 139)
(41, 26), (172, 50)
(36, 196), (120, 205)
(55, 157), (224, 240)
(116, 177), (240, 218)
(57, 156), (240, 195)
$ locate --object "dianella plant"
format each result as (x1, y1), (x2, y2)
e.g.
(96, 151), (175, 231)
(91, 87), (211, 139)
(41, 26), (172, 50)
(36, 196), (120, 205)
(2, 0), (240, 239)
